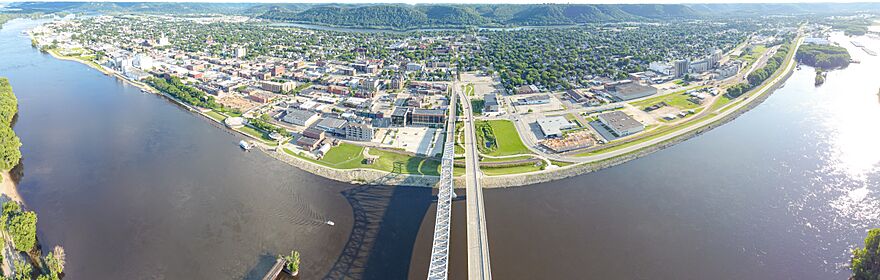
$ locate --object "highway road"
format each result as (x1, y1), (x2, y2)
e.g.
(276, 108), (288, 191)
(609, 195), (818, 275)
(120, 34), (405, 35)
(457, 85), (493, 280)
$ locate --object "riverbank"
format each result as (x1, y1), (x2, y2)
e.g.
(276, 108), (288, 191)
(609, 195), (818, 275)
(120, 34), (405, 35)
(0, 171), (21, 203)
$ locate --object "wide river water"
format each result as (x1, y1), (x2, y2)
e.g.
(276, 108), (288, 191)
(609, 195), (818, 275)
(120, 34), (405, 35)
(3, 18), (880, 279)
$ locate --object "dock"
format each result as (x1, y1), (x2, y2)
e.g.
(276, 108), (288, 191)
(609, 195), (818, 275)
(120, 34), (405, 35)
(262, 258), (297, 280)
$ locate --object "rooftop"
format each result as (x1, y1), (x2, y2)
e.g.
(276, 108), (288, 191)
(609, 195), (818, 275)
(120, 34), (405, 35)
(598, 111), (643, 132)
(537, 116), (573, 137)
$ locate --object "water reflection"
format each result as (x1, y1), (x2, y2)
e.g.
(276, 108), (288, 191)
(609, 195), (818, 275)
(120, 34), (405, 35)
(325, 185), (432, 280)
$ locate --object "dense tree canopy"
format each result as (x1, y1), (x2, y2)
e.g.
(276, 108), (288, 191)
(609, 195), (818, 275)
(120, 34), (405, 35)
(2, 202), (37, 252)
(796, 43), (851, 69)
(145, 76), (220, 110)
(0, 78), (21, 171)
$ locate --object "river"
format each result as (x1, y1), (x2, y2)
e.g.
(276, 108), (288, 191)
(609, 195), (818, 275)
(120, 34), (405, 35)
(3, 17), (880, 279)
(409, 32), (880, 279)
(0, 18), (433, 279)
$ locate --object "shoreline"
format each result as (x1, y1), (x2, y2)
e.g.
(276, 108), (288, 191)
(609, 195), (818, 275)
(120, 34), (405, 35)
(35, 33), (802, 189)
(0, 171), (21, 203)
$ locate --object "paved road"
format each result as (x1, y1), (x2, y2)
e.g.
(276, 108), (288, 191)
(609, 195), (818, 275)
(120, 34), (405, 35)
(457, 84), (493, 280)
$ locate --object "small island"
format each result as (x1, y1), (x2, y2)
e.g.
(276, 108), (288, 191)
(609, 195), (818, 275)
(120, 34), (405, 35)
(796, 43), (852, 69)
(796, 43), (851, 86)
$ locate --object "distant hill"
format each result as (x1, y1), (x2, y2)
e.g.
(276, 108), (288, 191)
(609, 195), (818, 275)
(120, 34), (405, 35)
(2, 2), (259, 15)
(257, 4), (703, 29)
(5, 2), (880, 29)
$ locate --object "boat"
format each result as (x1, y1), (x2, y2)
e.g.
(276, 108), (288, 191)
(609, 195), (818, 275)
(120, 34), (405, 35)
(326, 220), (335, 226)
(239, 140), (252, 151)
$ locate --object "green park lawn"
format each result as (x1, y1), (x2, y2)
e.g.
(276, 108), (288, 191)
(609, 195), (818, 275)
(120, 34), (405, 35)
(464, 83), (475, 96)
(285, 143), (440, 175)
(205, 110), (226, 122)
(629, 88), (704, 110)
(479, 155), (533, 163)
(475, 120), (531, 156)
(740, 44), (768, 65)
(237, 125), (276, 144)
(481, 162), (544, 176)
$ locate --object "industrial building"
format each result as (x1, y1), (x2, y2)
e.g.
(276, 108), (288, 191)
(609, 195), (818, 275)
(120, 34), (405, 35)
(537, 116), (576, 138)
(282, 108), (319, 127)
(605, 81), (658, 101)
(597, 111), (644, 137)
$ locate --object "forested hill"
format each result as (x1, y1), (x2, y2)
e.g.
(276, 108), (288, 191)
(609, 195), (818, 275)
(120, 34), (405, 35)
(7, 2), (880, 29)
(258, 4), (702, 29)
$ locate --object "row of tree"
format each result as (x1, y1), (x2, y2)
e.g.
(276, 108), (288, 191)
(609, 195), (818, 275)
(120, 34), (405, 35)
(727, 42), (791, 98)
(144, 76), (220, 110)
(0, 78), (21, 172)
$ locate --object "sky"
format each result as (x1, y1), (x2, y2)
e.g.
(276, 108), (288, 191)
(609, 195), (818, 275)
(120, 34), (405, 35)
(5, 0), (880, 3)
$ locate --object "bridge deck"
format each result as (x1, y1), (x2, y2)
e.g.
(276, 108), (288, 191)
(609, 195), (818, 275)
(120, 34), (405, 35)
(427, 90), (457, 280)
(459, 89), (492, 280)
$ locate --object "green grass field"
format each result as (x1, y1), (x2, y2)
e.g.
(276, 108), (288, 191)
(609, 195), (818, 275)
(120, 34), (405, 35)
(475, 120), (531, 156)
(710, 94), (733, 111)
(479, 155), (533, 163)
(205, 111), (226, 122)
(740, 44), (768, 66)
(629, 87), (705, 110)
(481, 162), (544, 176)
(464, 83), (475, 96)
(237, 126), (276, 144)
(550, 160), (575, 167)
(284, 143), (441, 175)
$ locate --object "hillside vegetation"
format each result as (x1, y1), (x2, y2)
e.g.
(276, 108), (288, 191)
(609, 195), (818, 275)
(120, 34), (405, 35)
(0, 78), (21, 171)
(258, 4), (703, 29)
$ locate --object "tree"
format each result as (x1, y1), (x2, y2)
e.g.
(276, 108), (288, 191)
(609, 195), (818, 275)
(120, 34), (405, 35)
(852, 229), (880, 280)
(282, 250), (301, 274)
(8, 211), (37, 252)
(0, 126), (22, 171)
(46, 246), (66, 277)
(13, 259), (31, 280)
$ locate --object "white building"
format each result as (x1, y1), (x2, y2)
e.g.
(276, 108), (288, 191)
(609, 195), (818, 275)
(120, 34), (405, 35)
(406, 62), (423, 72)
(715, 64), (739, 80)
(708, 49), (722, 69)
(133, 53), (154, 71)
(598, 111), (644, 137)
(537, 116), (576, 138)
(649, 61), (674, 76)
(157, 36), (170, 46)
(234, 46), (247, 58)
(689, 59), (709, 74)
(674, 59), (689, 77)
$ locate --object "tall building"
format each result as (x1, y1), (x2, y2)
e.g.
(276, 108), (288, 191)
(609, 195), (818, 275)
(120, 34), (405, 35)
(133, 53), (153, 71)
(157, 36), (170, 46)
(674, 59), (689, 77)
(234, 46), (247, 58)
(390, 75), (404, 90)
(689, 59), (709, 74)
(708, 49), (723, 69)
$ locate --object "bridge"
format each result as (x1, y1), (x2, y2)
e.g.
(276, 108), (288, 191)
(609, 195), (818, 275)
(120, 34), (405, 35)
(426, 85), (492, 280)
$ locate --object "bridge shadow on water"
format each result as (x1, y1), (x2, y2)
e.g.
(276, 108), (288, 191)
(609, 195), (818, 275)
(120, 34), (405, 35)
(323, 177), (433, 280)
